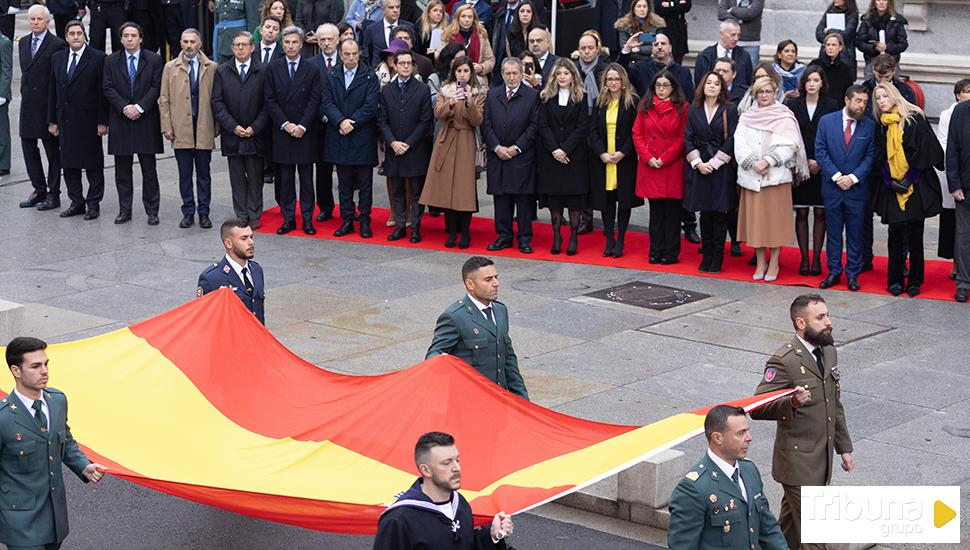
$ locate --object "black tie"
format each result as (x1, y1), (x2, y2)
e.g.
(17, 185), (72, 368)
(241, 267), (254, 294)
(239, 63), (247, 82)
(67, 52), (78, 80)
(482, 306), (494, 325)
(399, 79), (406, 95)
(289, 61), (296, 79)
(263, 46), (271, 65)
(731, 468), (745, 501)
(812, 347), (825, 376)
(32, 400), (47, 433)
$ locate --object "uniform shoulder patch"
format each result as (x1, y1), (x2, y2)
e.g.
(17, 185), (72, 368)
(685, 471), (699, 481)
(763, 367), (777, 382)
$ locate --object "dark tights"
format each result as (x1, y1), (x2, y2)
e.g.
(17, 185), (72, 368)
(600, 192), (632, 256)
(795, 207), (826, 269)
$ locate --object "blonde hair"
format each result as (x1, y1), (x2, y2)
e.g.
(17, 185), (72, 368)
(872, 81), (922, 126)
(419, 0), (449, 42)
(540, 58), (586, 103)
(596, 63), (636, 109)
(442, 5), (487, 44)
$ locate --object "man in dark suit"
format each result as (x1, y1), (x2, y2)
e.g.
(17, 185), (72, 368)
(714, 56), (747, 107)
(378, 48), (432, 243)
(390, 26), (432, 81)
(102, 21), (164, 225)
(307, 22), (340, 222)
(693, 20), (752, 91)
(18, 6), (66, 212)
(256, 15), (284, 188)
(360, 0), (413, 67)
(527, 27), (558, 82)
(48, 20), (109, 220)
(1, 337), (106, 550)
(0, 0), (19, 42)
(197, 218), (266, 324)
(213, 31), (269, 228)
(264, 25), (321, 235)
(815, 85), (876, 292)
(620, 31), (692, 98)
(426, 256), (529, 400)
(321, 38), (379, 238)
(483, 57), (539, 254)
(946, 99), (970, 303)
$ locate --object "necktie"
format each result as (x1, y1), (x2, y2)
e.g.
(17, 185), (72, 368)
(289, 61), (296, 79)
(263, 46), (271, 65)
(128, 55), (137, 92)
(31, 36), (39, 57)
(399, 79), (406, 95)
(67, 52), (78, 80)
(482, 306), (495, 326)
(507, 88), (514, 102)
(844, 118), (854, 148)
(731, 468), (745, 501)
(31, 400), (47, 433)
(345, 70), (353, 88)
(812, 347), (825, 377)
(188, 59), (196, 87)
(241, 267), (254, 294)
(326, 57), (333, 72)
(239, 63), (247, 82)
(505, 8), (514, 27)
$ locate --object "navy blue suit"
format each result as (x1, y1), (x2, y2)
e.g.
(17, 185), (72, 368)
(197, 256), (265, 324)
(360, 19), (414, 68)
(815, 110), (876, 279)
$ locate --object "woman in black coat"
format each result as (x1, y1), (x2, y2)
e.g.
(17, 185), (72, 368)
(683, 71), (738, 273)
(810, 32), (856, 103)
(871, 82), (944, 297)
(784, 65), (841, 275)
(589, 63), (644, 258)
(856, 0), (908, 72)
(814, 0), (858, 68)
(653, 0), (691, 64)
(538, 58), (590, 255)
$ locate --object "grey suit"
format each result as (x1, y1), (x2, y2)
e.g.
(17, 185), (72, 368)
(426, 296), (529, 400)
(0, 388), (91, 548)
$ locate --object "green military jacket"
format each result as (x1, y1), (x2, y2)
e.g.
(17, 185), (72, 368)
(213, 0), (261, 59)
(668, 451), (788, 550)
(426, 296), (529, 400)
(0, 388), (90, 547)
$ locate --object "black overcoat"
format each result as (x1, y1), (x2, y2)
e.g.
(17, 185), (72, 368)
(377, 77), (433, 178)
(19, 32), (66, 138)
(537, 93), (590, 197)
(48, 47), (108, 169)
(682, 103), (739, 213)
(102, 49), (164, 155)
(482, 84), (539, 195)
(212, 59), (269, 157)
(588, 97), (643, 210)
(320, 63), (380, 166)
(264, 56), (321, 165)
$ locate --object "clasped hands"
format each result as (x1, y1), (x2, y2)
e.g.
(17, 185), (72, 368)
(552, 148), (569, 164)
(599, 151), (625, 164)
(233, 125), (256, 138)
(283, 122), (306, 138)
(495, 145), (519, 161)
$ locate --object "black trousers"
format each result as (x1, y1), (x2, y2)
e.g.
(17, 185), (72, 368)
(22, 136), (61, 197)
(389, 175), (424, 227)
(888, 219), (924, 289)
(493, 193), (535, 244)
(114, 153), (159, 215)
(63, 167), (105, 210)
(0, 14), (13, 42)
(160, 3), (184, 57)
(89, 2), (126, 52)
(227, 155), (264, 222)
(54, 14), (73, 38)
(699, 211), (729, 270)
(277, 163), (315, 225)
(127, 9), (158, 52)
(315, 160), (334, 215)
(648, 198), (682, 260)
(681, 206), (697, 231)
(336, 164), (373, 224)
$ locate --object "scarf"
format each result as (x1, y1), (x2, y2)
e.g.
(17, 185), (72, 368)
(738, 102), (810, 183)
(880, 110), (914, 210)
(453, 28), (480, 67)
(578, 58), (599, 111)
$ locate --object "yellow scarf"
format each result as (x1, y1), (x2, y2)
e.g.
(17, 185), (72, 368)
(880, 110), (913, 211)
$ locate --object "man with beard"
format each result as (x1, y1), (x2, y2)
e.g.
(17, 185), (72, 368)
(373, 432), (514, 549)
(620, 31), (691, 99)
(197, 218), (265, 324)
(751, 294), (853, 550)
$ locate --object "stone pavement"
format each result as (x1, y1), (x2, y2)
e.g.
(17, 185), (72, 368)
(1, 20), (967, 549)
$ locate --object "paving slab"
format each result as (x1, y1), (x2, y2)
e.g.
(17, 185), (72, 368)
(42, 283), (188, 322)
(867, 398), (970, 460)
(553, 386), (695, 425)
(16, 303), (118, 341)
(511, 300), (660, 341)
(0, 268), (119, 302)
(320, 336), (430, 376)
(850, 362), (970, 409)
(264, 283), (381, 330)
(519, 367), (617, 409)
(41, 249), (210, 295)
(849, 297), (970, 338)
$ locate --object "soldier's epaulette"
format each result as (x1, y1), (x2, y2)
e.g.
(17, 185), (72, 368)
(446, 300), (466, 314)
(200, 262), (221, 275)
(774, 342), (797, 358)
(683, 461), (710, 482)
(0, 397), (9, 412)
(43, 387), (64, 397)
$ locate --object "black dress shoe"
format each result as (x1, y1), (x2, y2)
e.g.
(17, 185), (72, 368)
(333, 221), (354, 236)
(199, 215), (212, 229)
(458, 235), (470, 249)
(302, 222), (316, 235)
(810, 261), (823, 276)
(316, 211), (332, 222)
(486, 239), (512, 251)
(730, 243), (743, 257)
(114, 212), (131, 224)
(277, 222), (295, 235)
(576, 222), (592, 235)
(906, 285), (920, 297)
(20, 192), (44, 208)
(659, 256), (678, 265)
(410, 227), (421, 243)
(387, 226), (407, 241)
(649, 256), (660, 264)
(263, 174), (275, 184)
(949, 272), (957, 281)
(613, 239), (624, 259)
(359, 222), (373, 238)
(847, 278), (861, 292)
(860, 260), (874, 273)
(819, 274), (840, 289)
(887, 283), (904, 296)
(956, 288), (969, 303)
(250, 220), (261, 230)
(684, 229), (701, 244)
(147, 215), (160, 226)
(37, 196), (61, 211)
(518, 242), (533, 254)
(179, 214), (194, 228)
(799, 258), (810, 276)
(59, 204), (85, 218)
(84, 208), (100, 221)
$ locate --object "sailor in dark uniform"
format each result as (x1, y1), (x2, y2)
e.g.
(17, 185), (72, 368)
(197, 218), (265, 324)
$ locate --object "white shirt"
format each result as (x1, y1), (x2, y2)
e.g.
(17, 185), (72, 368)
(225, 254), (250, 286)
(383, 18), (399, 45)
(716, 43), (733, 59)
(31, 29), (47, 47)
(557, 88), (570, 107)
(538, 52), (548, 69)
(831, 109), (861, 184)
(797, 334), (822, 364)
(707, 448), (748, 501)
(235, 57), (252, 76)
(184, 55), (198, 80)
(465, 294), (495, 324)
(67, 45), (86, 73)
(322, 52), (338, 70)
(13, 388), (49, 427)
(260, 41), (277, 63)
(126, 48), (141, 71)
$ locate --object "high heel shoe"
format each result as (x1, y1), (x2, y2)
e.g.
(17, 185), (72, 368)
(566, 226), (578, 256)
(458, 235), (470, 249)
(444, 236), (456, 248)
(603, 232), (615, 257)
(799, 258), (810, 276)
(613, 235), (625, 258)
(551, 224), (563, 255)
(810, 259), (823, 276)
(752, 272), (765, 281)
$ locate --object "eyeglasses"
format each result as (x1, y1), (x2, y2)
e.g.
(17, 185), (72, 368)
(396, 60), (412, 66)
(655, 82), (672, 89)
(756, 89), (775, 95)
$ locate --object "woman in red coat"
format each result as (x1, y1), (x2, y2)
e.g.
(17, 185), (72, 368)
(633, 70), (690, 264)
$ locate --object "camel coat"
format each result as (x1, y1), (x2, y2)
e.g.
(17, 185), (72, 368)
(159, 52), (219, 150)
(420, 83), (484, 212)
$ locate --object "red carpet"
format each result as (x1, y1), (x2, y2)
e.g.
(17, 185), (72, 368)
(254, 205), (958, 302)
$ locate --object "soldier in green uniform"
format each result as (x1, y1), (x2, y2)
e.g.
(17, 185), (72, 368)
(668, 405), (788, 550)
(751, 293), (853, 549)
(210, 0), (261, 62)
(426, 256), (529, 400)
(1, 337), (105, 550)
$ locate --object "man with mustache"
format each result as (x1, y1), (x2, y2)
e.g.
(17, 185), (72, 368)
(751, 294), (854, 550)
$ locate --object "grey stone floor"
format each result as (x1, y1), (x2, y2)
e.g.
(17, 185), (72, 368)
(1, 19), (967, 549)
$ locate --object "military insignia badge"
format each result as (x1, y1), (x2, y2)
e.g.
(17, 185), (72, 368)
(831, 366), (841, 380)
(713, 506), (720, 514)
(9, 404), (16, 411)
(14, 433), (21, 441)
(473, 327), (479, 334)
(711, 470), (718, 479)
(685, 471), (699, 481)
(729, 499), (736, 510)
(763, 367), (777, 382)
(709, 494), (718, 504)
(723, 520), (731, 533)
(223, 265), (231, 274)
(196, 286), (204, 298)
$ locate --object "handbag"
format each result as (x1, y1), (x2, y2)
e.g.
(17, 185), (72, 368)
(475, 128), (486, 175)
(890, 178), (912, 194)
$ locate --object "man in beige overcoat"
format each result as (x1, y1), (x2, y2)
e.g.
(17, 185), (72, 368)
(751, 293), (854, 550)
(160, 28), (219, 229)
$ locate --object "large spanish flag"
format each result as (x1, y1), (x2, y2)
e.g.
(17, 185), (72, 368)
(0, 289), (791, 534)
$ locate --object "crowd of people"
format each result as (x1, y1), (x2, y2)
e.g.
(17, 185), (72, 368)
(5, 0), (969, 300)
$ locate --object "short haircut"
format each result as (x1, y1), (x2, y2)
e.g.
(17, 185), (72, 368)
(27, 4), (51, 19)
(719, 20), (740, 32)
(64, 19), (85, 36)
(220, 218), (250, 240)
(262, 15), (282, 29)
(871, 53), (897, 74)
(953, 78), (970, 98)
(119, 21), (144, 37)
(340, 38), (359, 53)
(704, 405), (746, 442)
(317, 22), (339, 37)
(461, 256), (494, 281)
(414, 431), (455, 467)
(282, 25), (304, 40)
(393, 48), (413, 64)
(714, 56), (736, 72)
(823, 31), (844, 48)
(502, 56), (523, 71)
(845, 84), (868, 100)
(392, 25), (415, 43)
(233, 31), (254, 45)
(790, 293), (825, 328)
(6, 337), (47, 369)
(181, 27), (203, 41)
(382, 0), (400, 8)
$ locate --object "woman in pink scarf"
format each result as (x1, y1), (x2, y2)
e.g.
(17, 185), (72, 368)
(734, 77), (810, 281)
